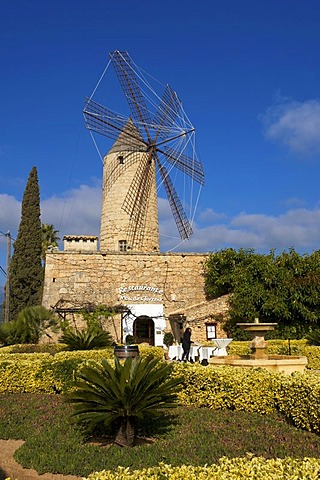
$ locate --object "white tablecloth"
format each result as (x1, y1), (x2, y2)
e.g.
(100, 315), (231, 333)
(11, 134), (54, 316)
(168, 344), (200, 361)
(211, 338), (233, 356)
(198, 346), (217, 362)
(168, 345), (182, 360)
(169, 339), (232, 362)
(198, 339), (233, 361)
(190, 345), (201, 361)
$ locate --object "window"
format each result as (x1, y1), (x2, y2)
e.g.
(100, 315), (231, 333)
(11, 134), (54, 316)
(119, 240), (127, 252)
(206, 323), (217, 340)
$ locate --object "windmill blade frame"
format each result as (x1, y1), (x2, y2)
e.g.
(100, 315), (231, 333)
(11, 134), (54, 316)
(84, 50), (204, 248)
(153, 84), (182, 143)
(110, 50), (153, 141)
(160, 145), (205, 185)
(155, 155), (193, 240)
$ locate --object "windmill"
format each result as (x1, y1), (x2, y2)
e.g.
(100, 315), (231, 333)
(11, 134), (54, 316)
(83, 50), (204, 252)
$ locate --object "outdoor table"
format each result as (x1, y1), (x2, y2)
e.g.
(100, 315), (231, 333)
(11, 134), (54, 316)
(198, 346), (217, 362)
(190, 345), (201, 362)
(168, 345), (182, 360)
(211, 338), (233, 356)
(168, 344), (199, 361)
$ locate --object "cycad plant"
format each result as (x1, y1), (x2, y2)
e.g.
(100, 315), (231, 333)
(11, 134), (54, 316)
(67, 355), (182, 446)
(59, 327), (112, 350)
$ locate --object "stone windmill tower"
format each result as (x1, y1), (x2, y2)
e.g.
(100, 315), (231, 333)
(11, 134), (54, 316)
(83, 51), (205, 253)
(100, 120), (160, 252)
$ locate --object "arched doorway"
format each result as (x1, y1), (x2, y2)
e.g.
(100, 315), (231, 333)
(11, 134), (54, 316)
(133, 315), (155, 345)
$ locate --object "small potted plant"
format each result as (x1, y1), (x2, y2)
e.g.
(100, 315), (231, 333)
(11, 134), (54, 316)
(163, 331), (174, 348)
(163, 332), (174, 360)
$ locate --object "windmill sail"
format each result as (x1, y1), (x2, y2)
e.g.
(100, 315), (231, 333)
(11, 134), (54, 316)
(84, 50), (204, 251)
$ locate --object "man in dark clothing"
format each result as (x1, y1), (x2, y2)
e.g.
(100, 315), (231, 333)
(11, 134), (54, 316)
(181, 327), (192, 361)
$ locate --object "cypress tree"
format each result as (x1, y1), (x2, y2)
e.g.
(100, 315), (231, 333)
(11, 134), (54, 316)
(9, 166), (43, 321)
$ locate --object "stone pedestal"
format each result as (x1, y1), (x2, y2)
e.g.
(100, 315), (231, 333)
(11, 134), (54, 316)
(237, 322), (277, 358)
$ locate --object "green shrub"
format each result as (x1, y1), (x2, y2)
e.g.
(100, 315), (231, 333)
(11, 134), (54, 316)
(163, 332), (174, 348)
(0, 346), (165, 394)
(277, 371), (320, 433)
(125, 334), (135, 345)
(59, 327), (112, 350)
(0, 306), (58, 346)
(0, 358), (56, 393)
(84, 458), (320, 480)
(306, 329), (320, 346)
(67, 356), (182, 446)
(172, 363), (282, 415)
(1, 345), (320, 434)
(0, 342), (65, 355)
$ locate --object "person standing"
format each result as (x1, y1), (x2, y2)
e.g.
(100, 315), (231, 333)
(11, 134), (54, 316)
(181, 327), (192, 361)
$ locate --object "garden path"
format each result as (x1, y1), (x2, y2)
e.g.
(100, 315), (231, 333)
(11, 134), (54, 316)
(0, 440), (83, 480)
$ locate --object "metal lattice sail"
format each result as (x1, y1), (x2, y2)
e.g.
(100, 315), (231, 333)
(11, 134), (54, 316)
(84, 50), (204, 251)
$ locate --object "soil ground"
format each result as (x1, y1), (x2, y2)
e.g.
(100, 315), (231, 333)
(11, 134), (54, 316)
(0, 440), (83, 480)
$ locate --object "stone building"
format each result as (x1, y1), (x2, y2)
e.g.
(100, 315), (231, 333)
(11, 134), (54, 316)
(42, 246), (229, 345)
(42, 122), (229, 345)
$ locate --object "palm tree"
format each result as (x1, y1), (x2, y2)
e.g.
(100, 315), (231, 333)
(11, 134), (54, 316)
(41, 223), (60, 263)
(16, 305), (59, 343)
(67, 355), (182, 446)
(0, 305), (58, 345)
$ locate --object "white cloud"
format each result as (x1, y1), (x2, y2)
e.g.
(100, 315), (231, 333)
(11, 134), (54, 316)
(284, 197), (307, 208)
(0, 182), (102, 253)
(262, 98), (320, 156)
(161, 207), (320, 254)
(0, 194), (21, 235)
(2, 183), (320, 279)
(42, 181), (102, 238)
(198, 208), (225, 224)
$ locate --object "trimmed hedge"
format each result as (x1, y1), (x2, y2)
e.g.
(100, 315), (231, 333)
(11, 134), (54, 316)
(0, 346), (165, 394)
(172, 363), (281, 415)
(1, 345), (320, 433)
(84, 458), (320, 480)
(172, 363), (320, 433)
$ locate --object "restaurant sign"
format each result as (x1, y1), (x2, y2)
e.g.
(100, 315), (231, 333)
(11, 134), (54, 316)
(118, 285), (163, 303)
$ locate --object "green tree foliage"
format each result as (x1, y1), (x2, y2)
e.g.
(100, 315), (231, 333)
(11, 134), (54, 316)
(9, 167), (43, 321)
(0, 305), (57, 345)
(67, 355), (182, 446)
(41, 223), (60, 263)
(79, 305), (116, 332)
(204, 248), (320, 338)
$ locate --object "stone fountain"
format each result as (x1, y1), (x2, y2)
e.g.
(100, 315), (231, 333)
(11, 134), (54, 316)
(209, 319), (308, 375)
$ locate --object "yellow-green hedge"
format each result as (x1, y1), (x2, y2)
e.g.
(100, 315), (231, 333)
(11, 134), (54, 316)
(1, 346), (320, 433)
(171, 363), (320, 433)
(0, 346), (165, 394)
(85, 458), (320, 480)
(172, 363), (282, 415)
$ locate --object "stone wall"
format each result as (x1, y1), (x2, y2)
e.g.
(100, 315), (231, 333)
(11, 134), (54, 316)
(42, 250), (229, 343)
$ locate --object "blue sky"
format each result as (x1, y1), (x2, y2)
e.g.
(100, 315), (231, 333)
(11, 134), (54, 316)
(2, 0), (320, 286)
